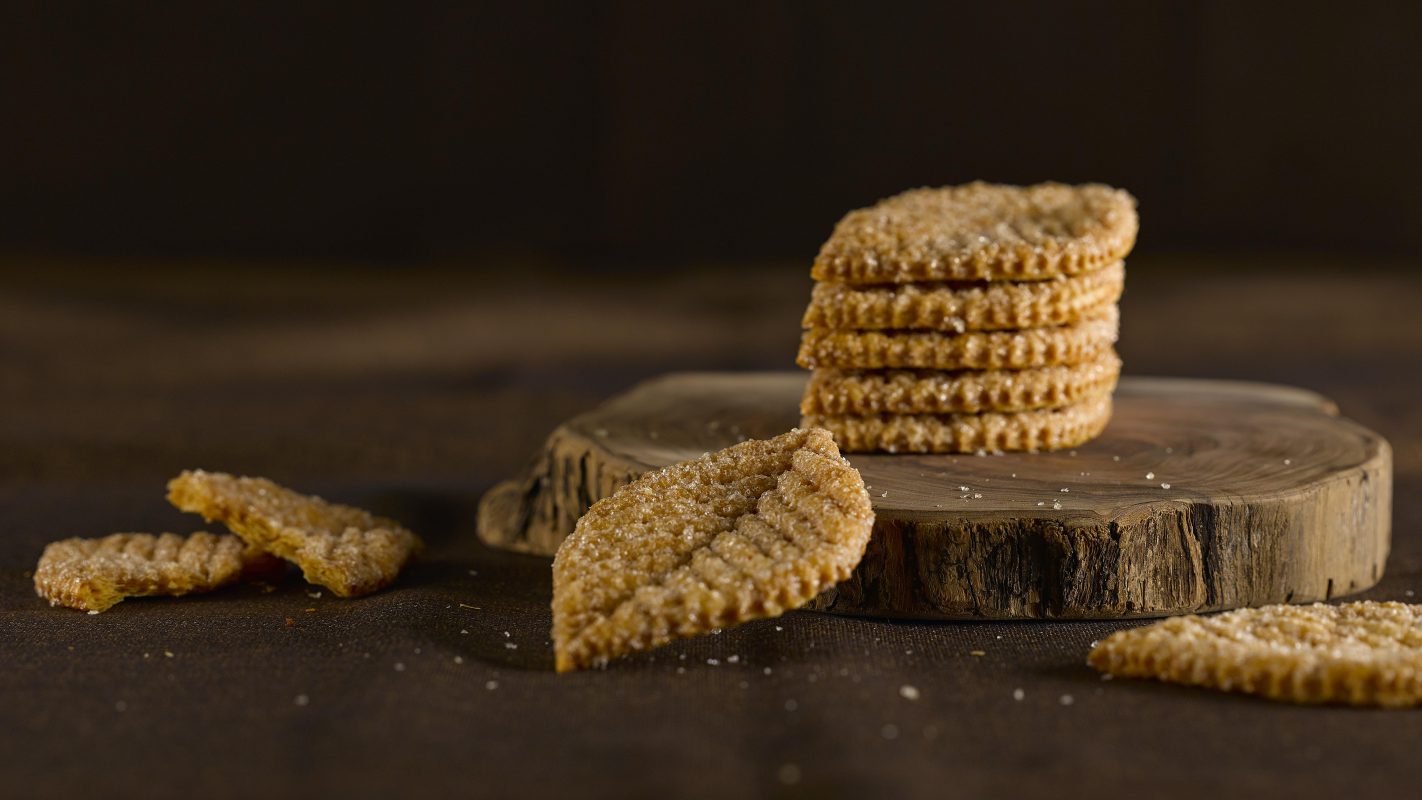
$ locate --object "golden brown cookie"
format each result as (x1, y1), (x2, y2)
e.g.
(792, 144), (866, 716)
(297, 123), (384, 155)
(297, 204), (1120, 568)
(34, 531), (255, 612)
(1088, 602), (1422, 708)
(811, 182), (1137, 284)
(552, 428), (874, 672)
(167, 470), (422, 598)
(801, 351), (1121, 416)
(802, 393), (1112, 453)
(802, 262), (1124, 332)
(797, 307), (1118, 371)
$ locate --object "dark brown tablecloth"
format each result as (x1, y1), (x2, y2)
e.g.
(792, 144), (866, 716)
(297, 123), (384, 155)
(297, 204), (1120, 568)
(4, 258), (1422, 799)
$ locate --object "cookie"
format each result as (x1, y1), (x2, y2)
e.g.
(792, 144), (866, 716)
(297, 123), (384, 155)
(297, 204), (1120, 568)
(1088, 602), (1422, 708)
(802, 393), (1112, 453)
(802, 261), (1124, 332)
(811, 182), (1138, 284)
(34, 531), (257, 612)
(797, 307), (1118, 371)
(167, 470), (422, 598)
(552, 427), (874, 672)
(801, 351), (1121, 416)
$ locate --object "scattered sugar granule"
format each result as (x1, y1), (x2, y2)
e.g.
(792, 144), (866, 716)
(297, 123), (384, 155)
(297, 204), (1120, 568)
(1059, 488), (1069, 493)
(1112, 455), (1121, 461)
(294, 694), (310, 707)
(973, 493), (982, 499)
(504, 642), (518, 650)
(1012, 688), (1025, 701)
(707, 658), (720, 666)
(899, 685), (920, 701)
(1059, 694), (1075, 706)
(1052, 501), (1062, 510)
(727, 655), (740, 664)
(485, 680), (499, 691)
(454, 656), (464, 665)
(394, 662), (406, 672)
(1160, 483), (1171, 490)
(1145, 472), (1155, 480)
(1284, 459), (1293, 466)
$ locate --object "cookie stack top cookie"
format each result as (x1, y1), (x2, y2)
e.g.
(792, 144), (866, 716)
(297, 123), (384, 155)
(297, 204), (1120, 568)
(811, 182), (1137, 284)
(797, 182), (1137, 453)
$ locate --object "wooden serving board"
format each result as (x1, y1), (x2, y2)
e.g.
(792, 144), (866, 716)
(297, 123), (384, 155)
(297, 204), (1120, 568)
(478, 373), (1391, 620)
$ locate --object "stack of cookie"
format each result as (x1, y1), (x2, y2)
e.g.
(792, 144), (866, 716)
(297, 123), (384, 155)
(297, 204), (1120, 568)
(797, 182), (1137, 453)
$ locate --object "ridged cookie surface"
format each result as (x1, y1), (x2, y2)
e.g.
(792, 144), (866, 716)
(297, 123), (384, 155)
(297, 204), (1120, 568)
(801, 351), (1120, 416)
(1088, 602), (1422, 708)
(802, 394), (1112, 453)
(34, 531), (253, 612)
(551, 428), (874, 672)
(797, 307), (1118, 371)
(167, 470), (422, 598)
(811, 182), (1137, 284)
(803, 262), (1124, 332)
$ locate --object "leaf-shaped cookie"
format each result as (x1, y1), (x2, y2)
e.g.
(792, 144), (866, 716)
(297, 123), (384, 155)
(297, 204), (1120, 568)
(552, 427), (874, 672)
(1088, 601), (1422, 707)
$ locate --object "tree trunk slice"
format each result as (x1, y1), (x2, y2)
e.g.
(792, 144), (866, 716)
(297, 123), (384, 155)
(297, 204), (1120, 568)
(478, 373), (1392, 620)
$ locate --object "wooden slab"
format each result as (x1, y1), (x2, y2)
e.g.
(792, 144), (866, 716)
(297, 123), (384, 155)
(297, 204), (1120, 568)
(478, 373), (1391, 620)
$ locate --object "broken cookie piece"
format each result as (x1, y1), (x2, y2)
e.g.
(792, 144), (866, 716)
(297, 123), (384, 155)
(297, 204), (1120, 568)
(34, 531), (262, 612)
(1088, 601), (1422, 707)
(552, 427), (874, 672)
(166, 470), (421, 598)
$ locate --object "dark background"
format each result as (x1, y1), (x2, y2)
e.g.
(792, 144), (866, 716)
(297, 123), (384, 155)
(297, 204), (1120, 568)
(3, 0), (1421, 267)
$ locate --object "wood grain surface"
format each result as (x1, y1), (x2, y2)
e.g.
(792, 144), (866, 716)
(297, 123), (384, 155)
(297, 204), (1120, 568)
(480, 373), (1391, 619)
